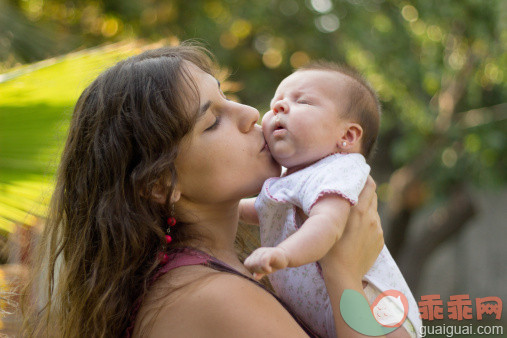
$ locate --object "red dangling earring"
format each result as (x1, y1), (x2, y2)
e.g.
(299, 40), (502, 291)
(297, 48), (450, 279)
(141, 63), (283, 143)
(158, 252), (169, 264)
(165, 204), (176, 244)
(167, 216), (176, 226)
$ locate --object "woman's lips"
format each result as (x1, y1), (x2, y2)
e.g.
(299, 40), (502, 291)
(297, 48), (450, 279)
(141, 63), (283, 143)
(261, 141), (269, 152)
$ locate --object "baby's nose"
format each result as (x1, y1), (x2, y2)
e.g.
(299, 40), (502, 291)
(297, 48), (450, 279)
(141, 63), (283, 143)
(273, 100), (288, 114)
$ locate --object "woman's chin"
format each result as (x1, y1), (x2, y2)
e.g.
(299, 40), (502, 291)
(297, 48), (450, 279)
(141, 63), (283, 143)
(244, 173), (279, 198)
(269, 161), (282, 177)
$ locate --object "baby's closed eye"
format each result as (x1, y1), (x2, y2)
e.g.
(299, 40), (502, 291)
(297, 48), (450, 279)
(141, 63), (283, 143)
(297, 99), (312, 105)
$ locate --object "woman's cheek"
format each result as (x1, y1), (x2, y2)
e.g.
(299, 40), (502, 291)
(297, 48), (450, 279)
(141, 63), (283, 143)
(261, 113), (271, 131)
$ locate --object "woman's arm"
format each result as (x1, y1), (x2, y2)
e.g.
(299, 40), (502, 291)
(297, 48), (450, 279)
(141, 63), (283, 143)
(239, 197), (259, 225)
(320, 176), (386, 338)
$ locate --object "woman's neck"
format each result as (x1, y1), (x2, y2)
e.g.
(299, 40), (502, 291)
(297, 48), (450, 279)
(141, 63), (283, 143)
(176, 199), (244, 268)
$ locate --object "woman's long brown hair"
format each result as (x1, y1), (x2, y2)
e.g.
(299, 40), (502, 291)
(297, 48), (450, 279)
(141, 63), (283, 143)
(21, 44), (217, 337)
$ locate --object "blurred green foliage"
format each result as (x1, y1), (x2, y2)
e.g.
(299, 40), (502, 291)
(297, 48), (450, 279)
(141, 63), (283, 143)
(0, 0), (506, 231)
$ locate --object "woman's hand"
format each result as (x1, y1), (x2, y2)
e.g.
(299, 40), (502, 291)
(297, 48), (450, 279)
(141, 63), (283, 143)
(319, 175), (384, 282)
(318, 176), (386, 338)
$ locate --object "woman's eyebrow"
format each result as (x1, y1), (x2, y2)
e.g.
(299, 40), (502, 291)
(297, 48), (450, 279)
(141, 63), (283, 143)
(199, 100), (211, 117)
(198, 79), (221, 117)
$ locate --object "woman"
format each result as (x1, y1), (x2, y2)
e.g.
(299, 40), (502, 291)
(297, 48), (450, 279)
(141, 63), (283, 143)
(22, 44), (384, 337)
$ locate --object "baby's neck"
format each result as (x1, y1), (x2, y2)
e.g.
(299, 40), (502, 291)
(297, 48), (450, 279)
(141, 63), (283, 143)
(285, 150), (355, 176)
(285, 164), (309, 176)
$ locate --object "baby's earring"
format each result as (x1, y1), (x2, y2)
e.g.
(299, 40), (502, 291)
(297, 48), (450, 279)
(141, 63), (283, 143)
(341, 141), (347, 147)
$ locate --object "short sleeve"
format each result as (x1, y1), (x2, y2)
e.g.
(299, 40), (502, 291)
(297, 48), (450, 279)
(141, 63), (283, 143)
(300, 153), (370, 214)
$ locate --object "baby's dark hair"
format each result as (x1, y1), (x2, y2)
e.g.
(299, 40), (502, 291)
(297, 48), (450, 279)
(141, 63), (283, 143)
(297, 61), (381, 159)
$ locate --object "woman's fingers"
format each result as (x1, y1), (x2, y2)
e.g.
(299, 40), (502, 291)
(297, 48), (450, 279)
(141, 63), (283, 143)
(356, 176), (376, 214)
(323, 176), (383, 278)
(371, 188), (378, 212)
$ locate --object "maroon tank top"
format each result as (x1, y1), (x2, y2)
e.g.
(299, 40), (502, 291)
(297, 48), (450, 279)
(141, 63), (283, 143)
(125, 247), (320, 337)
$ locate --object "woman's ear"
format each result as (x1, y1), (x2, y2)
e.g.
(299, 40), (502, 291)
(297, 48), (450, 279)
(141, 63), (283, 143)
(339, 123), (363, 150)
(151, 182), (181, 205)
(151, 182), (168, 205)
(169, 187), (181, 204)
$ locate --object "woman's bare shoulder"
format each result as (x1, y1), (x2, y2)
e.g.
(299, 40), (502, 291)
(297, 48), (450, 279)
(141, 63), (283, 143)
(135, 266), (308, 337)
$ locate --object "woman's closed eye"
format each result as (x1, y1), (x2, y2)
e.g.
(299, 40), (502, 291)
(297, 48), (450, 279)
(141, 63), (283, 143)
(205, 115), (221, 131)
(219, 86), (232, 101)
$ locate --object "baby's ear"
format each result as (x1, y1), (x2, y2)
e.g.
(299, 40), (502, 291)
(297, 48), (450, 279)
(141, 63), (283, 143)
(339, 122), (363, 149)
(345, 123), (363, 144)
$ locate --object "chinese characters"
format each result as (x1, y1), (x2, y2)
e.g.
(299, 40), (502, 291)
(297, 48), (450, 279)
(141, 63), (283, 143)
(418, 294), (502, 321)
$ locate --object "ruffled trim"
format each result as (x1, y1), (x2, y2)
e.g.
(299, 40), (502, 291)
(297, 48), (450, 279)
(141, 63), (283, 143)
(263, 177), (287, 203)
(308, 189), (357, 214)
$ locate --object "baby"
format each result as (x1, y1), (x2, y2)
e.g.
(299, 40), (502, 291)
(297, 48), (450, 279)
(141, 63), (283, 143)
(240, 62), (421, 337)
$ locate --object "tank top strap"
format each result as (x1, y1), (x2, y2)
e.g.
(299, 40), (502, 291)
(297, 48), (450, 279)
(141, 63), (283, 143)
(125, 247), (321, 337)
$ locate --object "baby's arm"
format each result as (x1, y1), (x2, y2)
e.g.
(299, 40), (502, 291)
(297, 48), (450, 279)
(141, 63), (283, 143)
(239, 197), (259, 225)
(245, 195), (351, 279)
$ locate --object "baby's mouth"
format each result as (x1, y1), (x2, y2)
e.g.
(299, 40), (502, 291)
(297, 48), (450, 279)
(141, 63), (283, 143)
(273, 125), (287, 138)
(274, 118), (286, 131)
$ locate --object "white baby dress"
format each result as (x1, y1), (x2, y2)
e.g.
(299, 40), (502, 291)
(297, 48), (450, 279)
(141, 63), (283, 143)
(255, 153), (421, 337)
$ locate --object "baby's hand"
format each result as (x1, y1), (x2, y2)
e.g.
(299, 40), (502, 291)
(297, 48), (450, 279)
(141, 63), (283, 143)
(244, 247), (289, 280)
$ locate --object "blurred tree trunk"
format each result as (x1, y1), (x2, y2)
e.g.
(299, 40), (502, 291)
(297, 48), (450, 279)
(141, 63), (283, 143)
(397, 185), (476, 291)
(384, 44), (479, 293)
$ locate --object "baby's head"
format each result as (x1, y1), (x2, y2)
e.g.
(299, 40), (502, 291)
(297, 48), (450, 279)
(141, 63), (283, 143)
(262, 61), (380, 170)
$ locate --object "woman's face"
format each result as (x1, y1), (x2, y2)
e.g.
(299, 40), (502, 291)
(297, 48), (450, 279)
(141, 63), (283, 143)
(175, 63), (281, 205)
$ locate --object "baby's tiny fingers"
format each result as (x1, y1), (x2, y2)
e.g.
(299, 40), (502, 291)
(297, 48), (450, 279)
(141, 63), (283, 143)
(253, 272), (266, 280)
(262, 264), (272, 274)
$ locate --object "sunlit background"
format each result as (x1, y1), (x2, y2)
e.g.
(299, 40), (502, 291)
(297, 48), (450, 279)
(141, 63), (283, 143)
(0, 0), (506, 335)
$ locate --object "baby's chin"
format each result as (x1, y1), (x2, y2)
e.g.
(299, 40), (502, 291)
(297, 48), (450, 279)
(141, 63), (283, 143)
(269, 146), (296, 168)
(269, 141), (326, 170)
(275, 151), (334, 173)
(272, 151), (313, 172)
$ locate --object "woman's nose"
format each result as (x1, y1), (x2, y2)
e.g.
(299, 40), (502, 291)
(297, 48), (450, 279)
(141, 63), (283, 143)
(238, 104), (260, 133)
(273, 100), (288, 114)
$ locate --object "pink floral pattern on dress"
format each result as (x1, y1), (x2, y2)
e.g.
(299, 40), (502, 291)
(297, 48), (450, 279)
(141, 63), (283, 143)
(256, 153), (421, 338)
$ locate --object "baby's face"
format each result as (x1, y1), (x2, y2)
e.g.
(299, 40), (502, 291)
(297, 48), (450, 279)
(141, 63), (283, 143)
(262, 70), (350, 170)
